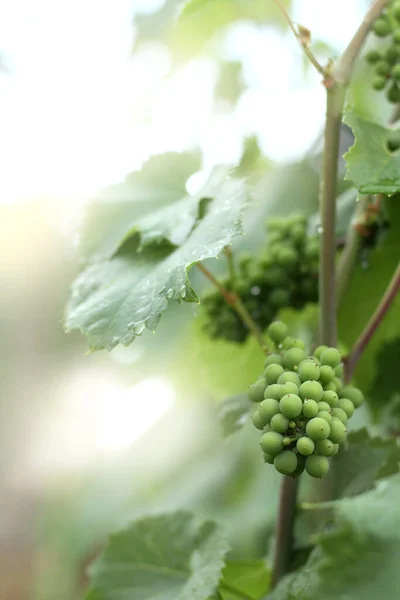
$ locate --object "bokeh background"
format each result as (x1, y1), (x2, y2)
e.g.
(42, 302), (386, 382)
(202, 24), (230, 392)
(0, 1), (378, 598)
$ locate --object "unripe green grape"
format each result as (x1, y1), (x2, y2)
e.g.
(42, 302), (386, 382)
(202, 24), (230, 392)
(291, 454), (306, 478)
(298, 361), (320, 382)
(334, 378), (343, 394)
(265, 363), (285, 384)
(265, 353), (283, 367)
(279, 382), (299, 398)
(263, 424), (272, 433)
(392, 2), (400, 20)
(387, 83), (400, 103)
(323, 390), (340, 408)
(329, 418), (347, 443)
(313, 345), (328, 360)
(331, 407), (348, 425)
(283, 348), (307, 370)
(365, 49), (382, 64)
(264, 384), (282, 400)
(299, 380), (323, 402)
(291, 338), (306, 349)
(372, 75), (387, 90)
(339, 398), (355, 418)
(260, 431), (284, 456)
(289, 420), (296, 429)
(259, 398), (280, 423)
(282, 336), (296, 350)
(274, 450), (298, 475)
(305, 454), (330, 478)
(263, 453), (274, 464)
(394, 28), (400, 43)
(269, 288), (290, 308)
(306, 417), (331, 441)
(385, 45), (399, 63)
(341, 386), (364, 408)
(372, 18), (392, 37)
(299, 356), (320, 367)
(319, 365), (335, 385)
(318, 401), (331, 413)
(248, 379), (266, 403)
(279, 394), (303, 418)
(302, 399), (319, 418)
(324, 381), (337, 392)
(320, 347), (341, 368)
(277, 371), (301, 386)
(268, 321), (288, 344)
(252, 411), (264, 430)
(317, 410), (332, 424)
(297, 436), (315, 456)
(283, 436), (292, 446)
(316, 439), (335, 456)
(334, 364), (344, 378)
(271, 413), (290, 434)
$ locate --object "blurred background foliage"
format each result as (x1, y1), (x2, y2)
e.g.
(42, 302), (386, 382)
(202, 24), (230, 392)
(0, 0), (399, 599)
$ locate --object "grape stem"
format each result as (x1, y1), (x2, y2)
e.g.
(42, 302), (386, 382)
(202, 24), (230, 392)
(345, 261), (400, 382)
(196, 263), (268, 353)
(224, 245), (236, 281)
(271, 476), (299, 590)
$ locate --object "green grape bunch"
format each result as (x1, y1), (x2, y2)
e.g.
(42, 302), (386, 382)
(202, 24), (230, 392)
(201, 214), (319, 343)
(249, 321), (364, 479)
(366, 1), (400, 103)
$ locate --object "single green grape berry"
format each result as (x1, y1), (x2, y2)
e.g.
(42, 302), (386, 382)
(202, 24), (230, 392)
(313, 345), (328, 360)
(320, 347), (341, 368)
(376, 60), (391, 76)
(317, 410), (332, 424)
(334, 378), (343, 394)
(283, 348), (307, 370)
(260, 431), (284, 456)
(264, 384), (282, 400)
(392, 2), (400, 20)
(263, 453), (274, 464)
(289, 420), (296, 429)
(299, 356), (320, 367)
(331, 407), (348, 425)
(265, 363), (285, 385)
(329, 418), (347, 443)
(305, 454), (330, 478)
(278, 381), (299, 398)
(339, 398), (355, 418)
(252, 411), (264, 430)
(268, 321), (288, 344)
(265, 353), (283, 367)
(324, 381), (337, 392)
(341, 386), (364, 408)
(306, 417), (331, 441)
(372, 75), (387, 90)
(297, 436), (315, 456)
(274, 450), (298, 475)
(291, 338), (306, 349)
(365, 49), (382, 64)
(394, 28), (400, 43)
(334, 364), (344, 378)
(281, 336), (296, 350)
(387, 83), (400, 103)
(270, 413), (290, 434)
(277, 371), (301, 386)
(248, 379), (266, 403)
(318, 401), (331, 412)
(316, 439), (335, 456)
(385, 45), (399, 63)
(323, 390), (340, 408)
(259, 398), (280, 424)
(298, 361), (320, 382)
(319, 365), (335, 385)
(279, 394), (303, 418)
(302, 399), (319, 418)
(283, 436), (292, 446)
(372, 18), (392, 37)
(299, 380), (324, 402)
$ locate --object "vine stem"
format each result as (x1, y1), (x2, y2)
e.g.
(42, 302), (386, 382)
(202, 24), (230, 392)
(196, 263), (268, 353)
(271, 0), (389, 590)
(345, 261), (400, 381)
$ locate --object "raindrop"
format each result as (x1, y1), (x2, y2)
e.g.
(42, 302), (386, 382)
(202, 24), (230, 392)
(134, 322), (146, 335)
(180, 287), (187, 298)
(127, 321), (135, 329)
(166, 289), (174, 298)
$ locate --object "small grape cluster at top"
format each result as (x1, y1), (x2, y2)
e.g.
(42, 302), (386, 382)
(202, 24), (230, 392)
(201, 215), (319, 343)
(248, 321), (364, 478)
(366, 2), (400, 102)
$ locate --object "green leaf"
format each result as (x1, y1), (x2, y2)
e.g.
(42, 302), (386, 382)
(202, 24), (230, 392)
(78, 151), (208, 263)
(217, 395), (253, 438)
(85, 512), (230, 600)
(329, 428), (400, 499)
(220, 560), (271, 600)
(344, 107), (400, 195)
(368, 337), (400, 406)
(66, 178), (248, 350)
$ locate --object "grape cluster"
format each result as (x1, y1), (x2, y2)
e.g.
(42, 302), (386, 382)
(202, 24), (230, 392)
(249, 321), (364, 478)
(366, 2), (400, 102)
(201, 215), (319, 342)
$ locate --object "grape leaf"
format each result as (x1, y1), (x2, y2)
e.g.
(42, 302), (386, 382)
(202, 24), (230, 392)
(217, 394), (253, 437)
(344, 107), (400, 195)
(78, 151), (218, 264)
(65, 178), (248, 350)
(220, 560), (270, 600)
(271, 473), (400, 600)
(368, 337), (400, 404)
(85, 512), (229, 600)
